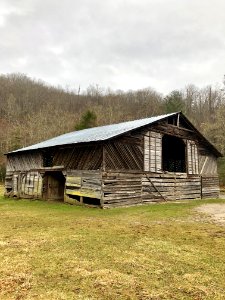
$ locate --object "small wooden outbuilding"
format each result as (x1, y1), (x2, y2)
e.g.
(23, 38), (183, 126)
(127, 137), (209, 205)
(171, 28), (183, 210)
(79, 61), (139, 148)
(5, 112), (221, 208)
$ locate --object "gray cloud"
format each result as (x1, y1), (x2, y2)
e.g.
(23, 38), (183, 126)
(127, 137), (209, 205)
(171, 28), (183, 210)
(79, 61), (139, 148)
(1, 0), (225, 94)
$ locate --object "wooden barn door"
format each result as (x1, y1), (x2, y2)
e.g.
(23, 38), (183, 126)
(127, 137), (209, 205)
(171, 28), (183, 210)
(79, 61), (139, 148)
(42, 171), (65, 201)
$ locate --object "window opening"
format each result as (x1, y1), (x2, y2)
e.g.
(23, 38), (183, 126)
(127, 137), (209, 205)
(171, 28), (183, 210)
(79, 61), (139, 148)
(168, 116), (176, 125)
(43, 151), (53, 167)
(66, 194), (100, 206)
(162, 135), (186, 172)
(83, 197), (100, 206)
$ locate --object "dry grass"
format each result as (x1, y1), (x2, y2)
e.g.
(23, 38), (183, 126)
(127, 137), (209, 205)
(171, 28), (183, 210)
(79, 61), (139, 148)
(0, 186), (225, 299)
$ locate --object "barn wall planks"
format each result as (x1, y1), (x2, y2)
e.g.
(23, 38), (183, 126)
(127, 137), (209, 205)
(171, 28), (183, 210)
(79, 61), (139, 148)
(7, 145), (103, 172)
(144, 131), (162, 172)
(104, 140), (143, 171)
(5, 171), (13, 192)
(102, 171), (142, 208)
(199, 154), (218, 175)
(187, 140), (199, 174)
(201, 176), (220, 198)
(64, 170), (102, 205)
(5, 152), (43, 197)
(142, 173), (201, 202)
(101, 171), (203, 208)
(53, 145), (103, 170)
(5, 171), (43, 199)
(7, 152), (42, 171)
(150, 122), (196, 140)
(20, 171), (43, 198)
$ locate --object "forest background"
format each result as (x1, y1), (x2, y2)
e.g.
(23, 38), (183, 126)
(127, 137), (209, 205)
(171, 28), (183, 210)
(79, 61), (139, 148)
(1, 73), (225, 184)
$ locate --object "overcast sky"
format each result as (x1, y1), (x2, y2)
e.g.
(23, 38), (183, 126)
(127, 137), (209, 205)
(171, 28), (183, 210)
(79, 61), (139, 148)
(1, 0), (225, 94)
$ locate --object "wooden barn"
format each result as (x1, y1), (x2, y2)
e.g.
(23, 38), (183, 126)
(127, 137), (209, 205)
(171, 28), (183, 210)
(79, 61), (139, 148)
(5, 112), (221, 208)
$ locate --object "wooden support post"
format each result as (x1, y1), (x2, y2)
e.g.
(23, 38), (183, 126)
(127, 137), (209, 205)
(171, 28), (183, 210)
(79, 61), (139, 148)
(200, 176), (203, 199)
(80, 196), (83, 204)
(177, 113), (180, 127)
(102, 145), (106, 172)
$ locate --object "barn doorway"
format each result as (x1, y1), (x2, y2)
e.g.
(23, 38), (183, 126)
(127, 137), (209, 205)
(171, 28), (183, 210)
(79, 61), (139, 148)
(162, 135), (186, 173)
(42, 171), (65, 201)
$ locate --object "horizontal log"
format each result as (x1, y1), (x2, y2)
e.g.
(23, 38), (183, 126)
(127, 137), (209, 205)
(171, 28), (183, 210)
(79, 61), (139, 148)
(104, 189), (141, 194)
(66, 188), (101, 199)
(103, 186), (142, 192)
(142, 183), (201, 188)
(103, 179), (141, 183)
(82, 179), (101, 185)
(103, 194), (141, 201)
(67, 170), (101, 178)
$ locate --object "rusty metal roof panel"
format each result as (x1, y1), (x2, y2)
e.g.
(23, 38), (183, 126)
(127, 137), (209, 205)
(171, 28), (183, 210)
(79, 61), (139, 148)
(9, 112), (178, 153)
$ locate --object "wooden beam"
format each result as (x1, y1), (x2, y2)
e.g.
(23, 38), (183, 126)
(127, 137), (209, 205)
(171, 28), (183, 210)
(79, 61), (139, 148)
(145, 174), (167, 201)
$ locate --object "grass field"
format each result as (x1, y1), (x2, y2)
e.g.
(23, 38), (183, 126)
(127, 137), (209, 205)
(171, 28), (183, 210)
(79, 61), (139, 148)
(0, 186), (225, 299)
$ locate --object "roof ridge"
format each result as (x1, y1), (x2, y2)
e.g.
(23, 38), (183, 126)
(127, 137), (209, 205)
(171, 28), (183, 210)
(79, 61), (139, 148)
(7, 112), (180, 153)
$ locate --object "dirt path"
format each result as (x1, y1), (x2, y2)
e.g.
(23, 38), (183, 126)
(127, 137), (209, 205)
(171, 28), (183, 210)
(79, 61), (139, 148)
(196, 204), (225, 225)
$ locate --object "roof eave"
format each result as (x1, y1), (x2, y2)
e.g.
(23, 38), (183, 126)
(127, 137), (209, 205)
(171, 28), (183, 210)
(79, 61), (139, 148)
(6, 112), (179, 155)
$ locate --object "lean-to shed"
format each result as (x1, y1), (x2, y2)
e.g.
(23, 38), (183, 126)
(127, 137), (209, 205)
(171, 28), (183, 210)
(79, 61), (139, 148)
(5, 112), (221, 208)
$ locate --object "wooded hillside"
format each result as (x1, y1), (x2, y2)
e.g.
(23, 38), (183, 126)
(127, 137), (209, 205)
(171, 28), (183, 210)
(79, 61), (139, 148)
(1, 73), (225, 183)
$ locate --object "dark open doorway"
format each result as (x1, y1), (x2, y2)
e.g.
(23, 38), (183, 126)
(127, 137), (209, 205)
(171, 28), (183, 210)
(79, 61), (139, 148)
(162, 135), (186, 173)
(42, 171), (65, 201)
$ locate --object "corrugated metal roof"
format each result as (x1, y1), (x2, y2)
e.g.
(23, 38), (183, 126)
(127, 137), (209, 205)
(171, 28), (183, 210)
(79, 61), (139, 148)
(10, 112), (178, 153)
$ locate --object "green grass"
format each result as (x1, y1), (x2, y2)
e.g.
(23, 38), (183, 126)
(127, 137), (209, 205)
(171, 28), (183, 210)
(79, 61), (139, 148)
(0, 187), (225, 299)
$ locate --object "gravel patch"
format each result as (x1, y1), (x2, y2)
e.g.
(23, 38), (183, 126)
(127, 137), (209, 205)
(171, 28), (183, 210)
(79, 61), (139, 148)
(196, 204), (225, 225)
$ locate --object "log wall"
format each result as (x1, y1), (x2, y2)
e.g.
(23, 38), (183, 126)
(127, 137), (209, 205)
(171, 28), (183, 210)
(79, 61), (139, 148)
(201, 176), (220, 198)
(102, 171), (142, 208)
(101, 171), (203, 208)
(142, 173), (201, 202)
(64, 170), (102, 205)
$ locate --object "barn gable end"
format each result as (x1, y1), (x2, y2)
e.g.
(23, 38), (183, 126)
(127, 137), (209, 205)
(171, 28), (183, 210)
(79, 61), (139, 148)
(5, 112), (221, 208)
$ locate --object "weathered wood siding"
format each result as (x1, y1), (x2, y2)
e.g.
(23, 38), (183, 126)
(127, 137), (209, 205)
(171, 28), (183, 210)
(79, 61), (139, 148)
(5, 171), (13, 193)
(201, 175), (219, 198)
(199, 154), (218, 175)
(143, 124), (200, 175)
(64, 170), (102, 204)
(142, 173), (201, 202)
(104, 140), (143, 170)
(20, 171), (43, 198)
(6, 152), (42, 171)
(12, 173), (19, 196)
(5, 152), (43, 197)
(102, 171), (202, 208)
(102, 171), (142, 208)
(144, 131), (162, 172)
(150, 122), (195, 140)
(53, 145), (102, 170)
(187, 140), (199, 174)
(5, 171), (43, 198)
(199, 153), (219, 198)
